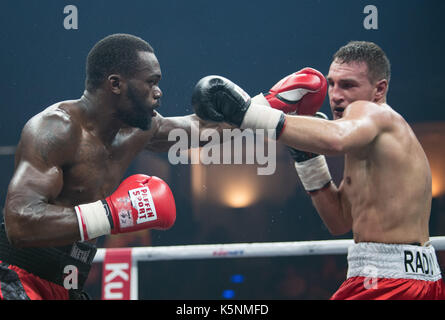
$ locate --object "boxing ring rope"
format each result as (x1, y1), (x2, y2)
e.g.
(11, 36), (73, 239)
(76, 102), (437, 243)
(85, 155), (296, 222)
(93, 236), (445, 300)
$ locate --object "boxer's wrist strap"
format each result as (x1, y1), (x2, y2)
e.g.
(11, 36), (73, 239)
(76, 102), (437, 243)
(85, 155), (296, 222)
(74, 200), (112, 241)
(294, 155), (332, 192)
(240, 102), (285, 139)
(251, 93), (270, 106)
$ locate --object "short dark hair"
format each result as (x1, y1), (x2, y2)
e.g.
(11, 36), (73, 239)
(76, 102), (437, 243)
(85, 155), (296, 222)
(333, 41), (391, 84)
(85, 33), (154, 91)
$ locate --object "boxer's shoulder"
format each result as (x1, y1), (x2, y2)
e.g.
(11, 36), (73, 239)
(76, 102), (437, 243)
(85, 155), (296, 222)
(344, 100), (398, 130)
(25, 100), (81, 135)
(19, 101), (82, 164)
(344, 100), (389, 117)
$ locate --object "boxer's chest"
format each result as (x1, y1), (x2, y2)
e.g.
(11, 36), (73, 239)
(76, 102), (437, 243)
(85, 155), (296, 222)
(57, 135), (137, 204)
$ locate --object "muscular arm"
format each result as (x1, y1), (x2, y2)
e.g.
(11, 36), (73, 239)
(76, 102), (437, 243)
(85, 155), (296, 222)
(310, 181), (352, 235)
(279, 101), (391, 156)
(145, 112), (235, 152)
(281, 101), (392, 235)
(4, 110), (81, 247)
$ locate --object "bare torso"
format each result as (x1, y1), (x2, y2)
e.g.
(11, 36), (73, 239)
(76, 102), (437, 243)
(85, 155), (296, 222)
(341, 104), (431, 244)
(5, 99), (159, 246)
(20, 101), (154, 206)
(5, 95), (222, 247)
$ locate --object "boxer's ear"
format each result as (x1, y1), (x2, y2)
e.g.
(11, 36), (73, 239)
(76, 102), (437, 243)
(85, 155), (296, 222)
(373, 79), (388, 102)
(108, 74), (122, 95)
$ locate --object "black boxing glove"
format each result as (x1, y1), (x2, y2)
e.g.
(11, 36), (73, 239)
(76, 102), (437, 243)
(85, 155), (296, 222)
(288, 112), (333, 193)
(192, 75), (286, 138)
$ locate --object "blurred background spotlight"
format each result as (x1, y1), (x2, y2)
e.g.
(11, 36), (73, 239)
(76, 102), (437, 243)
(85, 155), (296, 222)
(222, 289), (235, 299)
(230, 274), (244, 284)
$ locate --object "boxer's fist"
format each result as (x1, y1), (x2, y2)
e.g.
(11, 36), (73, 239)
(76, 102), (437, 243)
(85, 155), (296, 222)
(75, 175), (176, 241)
(192, 75), (286, 137)
(106, 174), (176, 234)
(264, 67), (327, 115)
(192, 75), (252, 126)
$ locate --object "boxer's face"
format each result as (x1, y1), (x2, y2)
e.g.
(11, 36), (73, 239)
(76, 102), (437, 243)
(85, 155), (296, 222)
(118, 51), (162, 130)
(327, 60), (376, 120)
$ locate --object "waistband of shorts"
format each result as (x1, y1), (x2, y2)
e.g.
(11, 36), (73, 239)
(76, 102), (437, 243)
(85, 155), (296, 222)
(346, 242), (442, 282)
(0, 223), (96, 290)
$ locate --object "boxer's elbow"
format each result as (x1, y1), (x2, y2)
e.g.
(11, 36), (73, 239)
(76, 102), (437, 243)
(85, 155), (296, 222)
(4, 216), (29, 248)
(325, 214), (353, 236)
(328, 225), (352, 236)
(5, 225), (41, 249)
(4, 203), (41, 248)
(5, 228), (25, 248)
(318, 211), (352, 236)
(4, 220), (26, 248)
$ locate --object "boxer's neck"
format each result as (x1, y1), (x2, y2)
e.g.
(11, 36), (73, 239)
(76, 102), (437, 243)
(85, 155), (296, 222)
(78, 90), (123, 146)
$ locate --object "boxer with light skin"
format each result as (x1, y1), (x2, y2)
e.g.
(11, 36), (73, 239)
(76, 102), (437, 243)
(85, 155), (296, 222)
(1, 33), (230, 300)
(280, 45), (430, 246)
(192, 41), (445, 299)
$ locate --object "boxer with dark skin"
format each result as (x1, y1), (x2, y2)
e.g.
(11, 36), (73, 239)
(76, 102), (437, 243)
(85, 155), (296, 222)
(4, 34), (225, 248)
(0, 34), (229, 300)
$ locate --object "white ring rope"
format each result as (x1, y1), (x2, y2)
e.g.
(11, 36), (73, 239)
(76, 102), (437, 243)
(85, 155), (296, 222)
(93, 236), (445, 263)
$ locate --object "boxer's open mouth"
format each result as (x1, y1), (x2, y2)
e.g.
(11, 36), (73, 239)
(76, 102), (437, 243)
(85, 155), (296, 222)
(334, 107), (345, 112)
(333, 107), (345, 118)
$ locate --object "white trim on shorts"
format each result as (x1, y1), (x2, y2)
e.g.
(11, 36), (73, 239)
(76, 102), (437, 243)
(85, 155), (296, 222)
(346, 242), (442, 282)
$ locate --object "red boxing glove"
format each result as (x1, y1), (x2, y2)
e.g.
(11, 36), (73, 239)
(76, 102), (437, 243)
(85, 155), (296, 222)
(264, 67), (327, 115)
(75, 174), (176, 241)
(106, 175), (176, 234)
